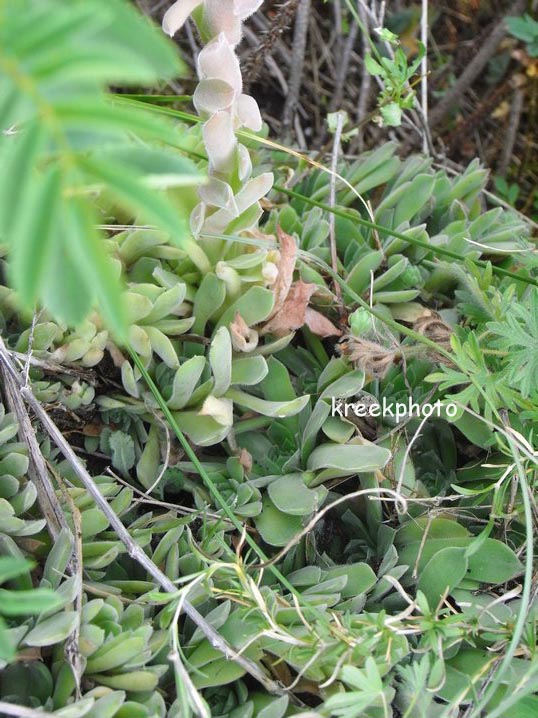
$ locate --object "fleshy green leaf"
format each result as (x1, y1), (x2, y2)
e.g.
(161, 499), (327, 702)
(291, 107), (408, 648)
(209, 326), (232, 397)
(225, 388), (309, 418)
(0, 588), (64, 616)
(168, 356), (207, 410)
(417, 547), (469, 606)
(268, 474), (326, 516)
(109, 431), (136, 476)
(307, 442), (391, 473)
(255, 496), (303, 547)
(23, 611), (78, 647)
(231, 356), (269, 386)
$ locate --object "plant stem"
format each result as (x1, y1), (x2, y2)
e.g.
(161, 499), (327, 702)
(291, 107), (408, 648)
(275, 184), (538, 289)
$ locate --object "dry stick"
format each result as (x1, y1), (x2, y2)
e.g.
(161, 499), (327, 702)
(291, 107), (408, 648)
(356, 2), (372, 151)
(1, 345), (84, 693)
(281, 0), (311, 138)
(333, 0), (343, 41)
(330, 21), (359, 112)
(420, 0), (428, 154)
(0, 353), (68, 540)
(329, 111), (345, 310)
(428, 0), (527, 128)
(184, 19), (200, 60)
(9, 350), (98, 384)
(0, 342), (284, 698)
(498, 87), (524, 177)
(243, 0), (299, 89)
(332, 0), (343, 70)
(243, 25), (289, 96)
(23, 311), (41, 387)
(250, 12), (292, 67)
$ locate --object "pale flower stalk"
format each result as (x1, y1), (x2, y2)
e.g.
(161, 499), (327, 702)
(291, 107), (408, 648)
(162, 0), (272, 239)
(161, 0), (341, 376)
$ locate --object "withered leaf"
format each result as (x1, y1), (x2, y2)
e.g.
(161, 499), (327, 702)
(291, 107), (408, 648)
(305, 307), (342, 338)
(230, 311), (259, 352)
(261, 227), (341, 338)
(268, 226), (298, 317)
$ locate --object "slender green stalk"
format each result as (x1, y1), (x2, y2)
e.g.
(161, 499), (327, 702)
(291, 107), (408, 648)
(127, 345), (328, 625)
(275, 185), (538, 290)
(342, 0), (380, 58)
(117, 93), (192, 102)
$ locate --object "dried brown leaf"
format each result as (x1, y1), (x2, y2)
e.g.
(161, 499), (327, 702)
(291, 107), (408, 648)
(304, 307), (342, 338)
(261, 280), (316, 336)
(230, 312), (259, 352)
(238, 448), (253, 473)
(269, 226), (298, 316)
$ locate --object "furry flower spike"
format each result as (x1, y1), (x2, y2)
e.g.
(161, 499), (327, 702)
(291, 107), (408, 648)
(163, 0), (263, 46)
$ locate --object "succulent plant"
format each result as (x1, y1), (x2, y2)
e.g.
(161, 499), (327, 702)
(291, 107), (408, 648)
(0, 408), (45, 540)
(268, 143), (530, 315)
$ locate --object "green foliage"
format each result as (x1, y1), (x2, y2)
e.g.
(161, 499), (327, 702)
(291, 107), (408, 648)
(507, 13), (538, 56)
(1, 4), (538, 716)
(0, 557), (62, 662)
(488, 288), (538, 398)
(0, 0), (203, 338)
(494, 175), (521, 205)
(323, 659), (394, 717)
(364, 43), (425, 126)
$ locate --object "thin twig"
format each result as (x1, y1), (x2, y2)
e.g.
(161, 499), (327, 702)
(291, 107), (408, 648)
(394, 412), (430, 509)
(420, 0), (428, 153)
(24, 311), (42, 387)
(0, 348), (69, 540)
(356, 2), (372, 150)
(330, 21), (359, 111)
(243, 26), (288, 95)
(250, 487), (406, 569)
(282, 0), (311, 138)
(498, 87), (524, 177)
(250, 11), (292, 66)
(105, 467), (238, 523)
(329, 110), (345, 310)
(243, 0), (299, 90)
(0, 338), (285, 697)
(9, 350), (98, 384)
(133, 410), (172, 500)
